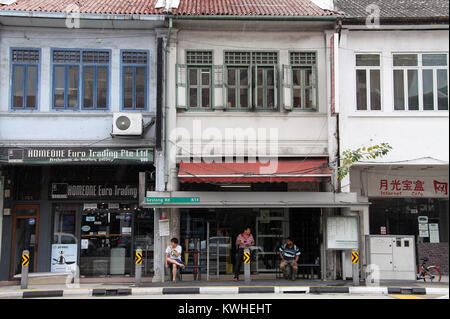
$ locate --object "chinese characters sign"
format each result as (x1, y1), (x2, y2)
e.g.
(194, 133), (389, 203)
(368, 174), (449, 198)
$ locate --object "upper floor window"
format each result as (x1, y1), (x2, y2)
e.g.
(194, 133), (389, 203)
(355, 54), (381, 111)
(52, 49), (110, 110)
(393, 53), (448, 111)
(224, 51), (278, 111)
(11, 48), (40, 109)
(187, 51), (212, 109)
(290, 52), (317, 110)
(281, 52), (317, 111)
(121, 50), (148, 110)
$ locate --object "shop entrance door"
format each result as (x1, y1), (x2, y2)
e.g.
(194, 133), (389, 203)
(10, 205), (40, 279)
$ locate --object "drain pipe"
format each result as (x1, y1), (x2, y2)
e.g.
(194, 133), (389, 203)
(164, 17), (173, 189)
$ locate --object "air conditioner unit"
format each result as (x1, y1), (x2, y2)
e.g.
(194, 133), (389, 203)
(112, 113), (143, 136)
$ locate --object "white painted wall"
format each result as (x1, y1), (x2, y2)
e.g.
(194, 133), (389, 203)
(0, 27), (158, 145)
(338, 29), (449, 167)
(172, 30), (330, 158)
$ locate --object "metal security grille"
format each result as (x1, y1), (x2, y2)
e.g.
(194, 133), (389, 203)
(53, 50), (81, 63)
(82, 51), (110, 64)
(186, 51), (213, 65)
(290, 52), (316, 65)
(12, 49), (40, 63)
(122, 51), (148, 64)
(225, 51), (278, 65)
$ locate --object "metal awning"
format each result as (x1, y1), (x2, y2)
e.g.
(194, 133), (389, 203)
(142, 191), (370, 209)
(178, 158), (331, 183)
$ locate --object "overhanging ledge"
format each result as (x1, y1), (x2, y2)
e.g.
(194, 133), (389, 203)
(141, 191), (370, 209)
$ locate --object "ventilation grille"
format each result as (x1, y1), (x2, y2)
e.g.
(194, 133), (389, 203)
(225, 51), (278, 65)
(12, 49), (40, 63)
(186, 51), (213, 65)
(122, 51), (148, 64)
(53, 50), (81, 63)
(82, 51), (110, 64)
(290, 52), (317, 65)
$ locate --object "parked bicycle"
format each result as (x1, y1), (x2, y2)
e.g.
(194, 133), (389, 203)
(416, 257), (441, 282)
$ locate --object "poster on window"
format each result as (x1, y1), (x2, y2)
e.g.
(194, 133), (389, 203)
(51, 244), (78, 273)
(368, 174), (449, 198)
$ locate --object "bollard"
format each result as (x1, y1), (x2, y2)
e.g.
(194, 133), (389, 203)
(352, 251), (360, 286)
(21, 250), (30, 289)
(135, 249), (143, 286)
(243, 248), (251, 284)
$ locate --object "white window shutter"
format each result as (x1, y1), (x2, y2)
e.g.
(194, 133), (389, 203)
(282, 64), (292, 111)
(176, 64), (187, 109)
(274, 64), (278, 109)
(213, 65), (225, 109)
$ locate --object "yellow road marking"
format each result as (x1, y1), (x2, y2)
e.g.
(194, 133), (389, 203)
(389, 294), (425, 299)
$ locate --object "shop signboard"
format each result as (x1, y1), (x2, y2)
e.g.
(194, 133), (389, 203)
(368, 174), (449, 198)
(51, 183), (138, 200)
(51, 244), (78, 273)
(326, 216), (359, 250)
(0, 147), (154, 165)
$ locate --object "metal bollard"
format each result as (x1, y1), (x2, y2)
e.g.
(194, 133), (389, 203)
(21, 250), (30, 289)
(352, 251), (360, 286)
(135, 249), (143, 286)
(243, 248), (251, 284)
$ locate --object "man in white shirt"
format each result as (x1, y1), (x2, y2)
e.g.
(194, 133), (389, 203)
(165, 238), (184, 282)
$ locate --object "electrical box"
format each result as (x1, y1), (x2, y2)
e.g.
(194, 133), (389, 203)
(365, 235), (416, 281)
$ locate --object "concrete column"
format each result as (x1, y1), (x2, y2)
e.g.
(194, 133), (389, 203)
(170, 208), (180, 241)
(0, 174), (3, 263)
(152, 208), (163, 282)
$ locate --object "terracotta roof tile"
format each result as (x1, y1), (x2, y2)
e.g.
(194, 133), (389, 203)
(0, 0), (335, 16)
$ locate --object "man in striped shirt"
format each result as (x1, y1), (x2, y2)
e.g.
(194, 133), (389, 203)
(279, 238), (301, 280)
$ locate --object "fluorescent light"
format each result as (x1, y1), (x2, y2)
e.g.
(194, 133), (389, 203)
(220, 185), (251, 188)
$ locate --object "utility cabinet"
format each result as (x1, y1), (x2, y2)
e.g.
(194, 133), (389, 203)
(365, 235), (416, 280)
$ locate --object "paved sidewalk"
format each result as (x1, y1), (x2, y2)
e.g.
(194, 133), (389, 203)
(0, 277), (448, 298)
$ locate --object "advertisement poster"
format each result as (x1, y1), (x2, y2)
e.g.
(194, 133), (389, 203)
(51, 244), (78, 273)
(326, 216), (358, 250)
(159, 219), (170, 237)
(429, 223), (440, 243)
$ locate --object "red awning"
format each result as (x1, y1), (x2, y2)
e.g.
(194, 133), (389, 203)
(178, 158), (331, 184)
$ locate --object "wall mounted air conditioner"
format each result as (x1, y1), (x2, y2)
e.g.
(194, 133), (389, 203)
(112, 113), (143, 136)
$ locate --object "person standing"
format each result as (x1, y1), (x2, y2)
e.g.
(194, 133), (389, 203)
(233, 226), (254, 281)
(279, 237), (301, 280)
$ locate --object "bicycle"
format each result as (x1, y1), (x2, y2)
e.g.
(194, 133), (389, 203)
(416, 257), (441, 282)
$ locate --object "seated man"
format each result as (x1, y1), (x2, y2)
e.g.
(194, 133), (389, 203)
(165, 238), (185, 282)
(279, 237), (301, 281)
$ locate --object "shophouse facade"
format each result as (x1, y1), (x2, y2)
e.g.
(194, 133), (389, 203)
(333, 0), (449, 277)
(0, 0), (166, 281)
